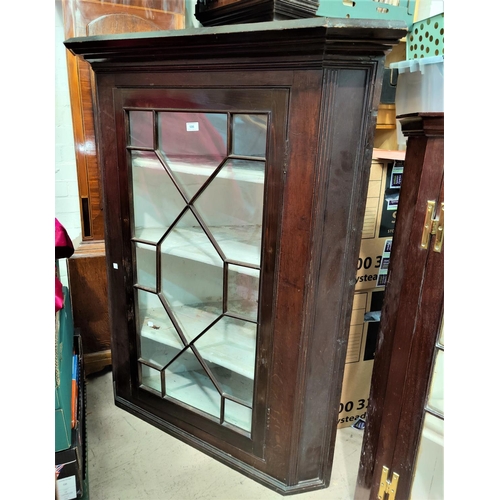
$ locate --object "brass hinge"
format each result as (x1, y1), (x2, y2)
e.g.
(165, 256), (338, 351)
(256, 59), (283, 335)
(421, 201), (444, 252)
(378, 465), (400, 500)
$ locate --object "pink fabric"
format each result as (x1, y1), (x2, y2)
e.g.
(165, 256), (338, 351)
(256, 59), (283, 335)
(55, 218), (74, 260)
(55, 274), (64, 312)
(55, 219), (74, 312)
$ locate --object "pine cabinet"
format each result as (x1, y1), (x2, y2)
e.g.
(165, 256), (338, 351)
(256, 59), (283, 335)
(64, 18), (406, 494)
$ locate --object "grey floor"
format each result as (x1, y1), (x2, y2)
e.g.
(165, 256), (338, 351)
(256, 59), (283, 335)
(85, 368), (364, 500)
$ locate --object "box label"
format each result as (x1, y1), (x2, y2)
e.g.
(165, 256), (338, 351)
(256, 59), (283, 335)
(356, 238), (392, 291)
(338, 360), (374, 428)
(186, 122), (199, 132)
(56, 476), (77, 500)
(376, 239), (393, 288)
(379, 161), (404, 238)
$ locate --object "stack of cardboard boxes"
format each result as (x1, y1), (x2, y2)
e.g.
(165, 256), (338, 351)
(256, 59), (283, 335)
(337, 149), (405, 429)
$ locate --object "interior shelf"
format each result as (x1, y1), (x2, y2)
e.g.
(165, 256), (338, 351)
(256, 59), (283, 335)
(141, 367), (253, 432)
(139, 305), (257, 380)
(134, 225), (263, 269)
(133, 154), (265, 185)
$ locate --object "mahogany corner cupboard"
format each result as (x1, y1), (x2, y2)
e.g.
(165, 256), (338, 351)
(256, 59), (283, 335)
(64, 18), (406, 495)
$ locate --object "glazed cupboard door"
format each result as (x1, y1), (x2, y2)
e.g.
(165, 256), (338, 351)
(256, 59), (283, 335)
(65, 18), (407, 494)
(355, 113), (444, 500)
(108, 86), (288, 457)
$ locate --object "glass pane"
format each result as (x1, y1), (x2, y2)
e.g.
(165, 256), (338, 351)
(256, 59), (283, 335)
(129, 110), (153, 148)
(225, 399), (252, 432)
(131, 150), (186, 242)
(410, 413), (444, 500)
(232, 114), (267, 157)
(427, 349), (444, 415)
(164, 347), (221, 419)
(194, 159), (265, 266)
(158, 112), (227, 201)
(227, 264), (260, 321)
(134, 242), (156, 289)
(136, 289), (185, 368)
(160, 209), (223, 342)
(140, 364), (162, 394)
(130, 106), (267, 432)
(194, 316), (257, 405)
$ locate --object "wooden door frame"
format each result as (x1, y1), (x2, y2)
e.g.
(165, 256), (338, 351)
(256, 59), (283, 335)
(355, 112), (444, 500)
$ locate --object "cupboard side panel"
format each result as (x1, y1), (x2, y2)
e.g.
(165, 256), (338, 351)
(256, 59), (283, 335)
(263, 69), (323, 484)
(295, 61), (383, 483)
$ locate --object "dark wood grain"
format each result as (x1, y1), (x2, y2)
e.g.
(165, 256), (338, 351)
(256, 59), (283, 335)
(355, 113), (444, 500)
(65, 19), (406, 494)
(67, 240), (112, 374)
(194, 0), (319, 26)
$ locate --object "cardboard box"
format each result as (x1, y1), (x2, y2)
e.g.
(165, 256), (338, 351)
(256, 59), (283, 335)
(355, 151), (405, 291)
(356, 237), (392, 291)
(361, 158), (386, 241)
(340, 151), (404, 427)
(362, 155), (405, 240)
(361, 154), (404, 241)
(338, 288), (385, 428)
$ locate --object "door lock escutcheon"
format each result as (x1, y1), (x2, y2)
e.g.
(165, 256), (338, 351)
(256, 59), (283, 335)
(421, 201), (444, 252)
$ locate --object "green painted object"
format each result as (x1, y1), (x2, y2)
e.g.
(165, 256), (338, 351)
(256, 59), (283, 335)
(55, 287), (74, 452)
(407, 13), (444, 59)
(317, 0), (416, 28)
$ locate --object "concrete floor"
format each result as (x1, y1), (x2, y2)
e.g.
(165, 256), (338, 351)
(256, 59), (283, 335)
(85, 368), (363, 500)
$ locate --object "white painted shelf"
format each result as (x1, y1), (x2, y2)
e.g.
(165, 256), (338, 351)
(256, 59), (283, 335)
(134, 225), (263, 269)
(141, 367), (253, 432)
(139, 305), (257, 381)
(134, 155), (265, 185)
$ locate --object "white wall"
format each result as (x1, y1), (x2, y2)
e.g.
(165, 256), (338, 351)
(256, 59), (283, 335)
(55, 0), (81, 285)
(55, 1), (80, 241)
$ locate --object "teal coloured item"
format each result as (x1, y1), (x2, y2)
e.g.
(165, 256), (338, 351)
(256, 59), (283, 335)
(407, 13), (444, 59)
(317, 0), (416, 28)
(55, 287), (74, 452)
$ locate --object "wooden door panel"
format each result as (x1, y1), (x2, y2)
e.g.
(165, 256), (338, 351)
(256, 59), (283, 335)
(355, 113), (444, 500)
(387, 180), (444, 499)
